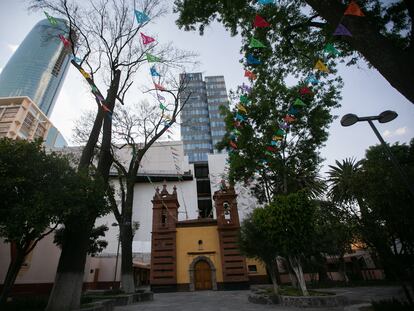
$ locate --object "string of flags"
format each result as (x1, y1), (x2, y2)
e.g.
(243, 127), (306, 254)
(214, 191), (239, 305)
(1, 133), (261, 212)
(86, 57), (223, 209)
(43, 7), (175, 121)
(228, 1), (365, 165)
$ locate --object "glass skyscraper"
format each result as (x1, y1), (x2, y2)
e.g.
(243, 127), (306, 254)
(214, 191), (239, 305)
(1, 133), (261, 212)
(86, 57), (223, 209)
(0, 19), (71, 117)
(180, 73), (228, 163)
(179, 73), (229, 218)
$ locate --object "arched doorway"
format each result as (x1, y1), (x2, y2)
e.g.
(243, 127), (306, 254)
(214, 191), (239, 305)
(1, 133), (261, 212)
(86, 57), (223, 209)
(194, 260), (212, 290)
(189, 256), (218, 291)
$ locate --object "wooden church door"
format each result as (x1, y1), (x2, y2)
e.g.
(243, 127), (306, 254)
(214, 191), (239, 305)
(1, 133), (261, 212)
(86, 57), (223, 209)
(194, 260), (212, 290)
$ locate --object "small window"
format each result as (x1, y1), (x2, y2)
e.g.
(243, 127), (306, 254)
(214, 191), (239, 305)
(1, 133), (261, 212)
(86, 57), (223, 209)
(248, 265), (257, 273)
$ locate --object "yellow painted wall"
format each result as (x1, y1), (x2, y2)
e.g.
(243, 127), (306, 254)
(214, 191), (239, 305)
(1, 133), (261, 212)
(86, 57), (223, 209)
(246, 258), (267, 276)
(176, 226), (223, 284)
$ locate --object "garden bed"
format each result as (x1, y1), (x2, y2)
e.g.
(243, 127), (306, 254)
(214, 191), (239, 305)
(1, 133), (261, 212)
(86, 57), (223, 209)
(249, 285), (348, 308)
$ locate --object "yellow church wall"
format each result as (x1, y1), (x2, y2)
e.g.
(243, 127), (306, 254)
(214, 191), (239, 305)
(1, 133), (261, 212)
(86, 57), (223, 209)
(176, 226), (223, 284)
(246, 257), (267, 276)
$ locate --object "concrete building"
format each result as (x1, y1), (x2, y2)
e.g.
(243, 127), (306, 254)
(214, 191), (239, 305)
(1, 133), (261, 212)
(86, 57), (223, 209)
(0, 19), (71, 117)
(0, 96), (51, 142)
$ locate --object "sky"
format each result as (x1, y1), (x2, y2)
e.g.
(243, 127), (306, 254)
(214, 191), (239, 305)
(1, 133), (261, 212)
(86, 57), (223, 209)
(0, 0), (413, 174)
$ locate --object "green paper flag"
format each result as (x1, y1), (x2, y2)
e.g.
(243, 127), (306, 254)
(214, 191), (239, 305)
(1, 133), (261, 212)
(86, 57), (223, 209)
(240, 95), (250, 104)
(146, 53), (161, 63)
(293, 98), (306, 107)
(250, 37), (266, 48)
(324, 43), (340, 56)
(159, 103), (166, 110)
(276, 129), (285, 136)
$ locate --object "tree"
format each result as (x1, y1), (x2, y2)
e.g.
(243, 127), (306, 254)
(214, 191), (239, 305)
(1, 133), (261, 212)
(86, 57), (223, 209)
(327, 140), (414, 303)
(26, 1), (194, 310)
(240, 191), (317, 296)
(174, 0), (414, 105)
(310, 200), (355, 283)
(74, 78), (190, 293)
(0, 138), (108, 306)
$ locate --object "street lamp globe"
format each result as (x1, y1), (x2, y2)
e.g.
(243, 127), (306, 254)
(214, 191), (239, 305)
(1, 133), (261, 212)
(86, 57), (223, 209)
(378, 110), (398, 123)
(340, 113), (359, 127)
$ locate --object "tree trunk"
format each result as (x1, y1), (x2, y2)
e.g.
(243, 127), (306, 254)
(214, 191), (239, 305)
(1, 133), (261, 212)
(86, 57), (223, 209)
(285, 257), (298, 288)
(305, 0), (414, 105)
(0, 248), (25, 307)
(289, 256), (309, 296)
(45, 223), (93, 311)
(120, 223), (135, 293)
(266, 260), (280, 295)
(119, 169), (138, 293)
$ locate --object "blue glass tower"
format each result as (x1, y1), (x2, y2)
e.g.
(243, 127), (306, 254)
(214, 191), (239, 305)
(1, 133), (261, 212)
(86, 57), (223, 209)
(0, 19), (71, 117)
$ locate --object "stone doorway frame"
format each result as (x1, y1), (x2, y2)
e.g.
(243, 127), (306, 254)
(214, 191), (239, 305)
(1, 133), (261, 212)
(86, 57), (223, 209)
(189, 256), (218, 291)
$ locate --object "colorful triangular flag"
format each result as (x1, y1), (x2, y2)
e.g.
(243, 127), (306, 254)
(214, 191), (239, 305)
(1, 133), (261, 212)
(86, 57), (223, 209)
(284, 115), (296, 123)
(293, 98), (306, 107)
(324, 43), (340, 56)
(158, 94), (166, 101)
(258, 0), (274, 5)
(240, 95), (250, 104)
(333, 23), (352, 36)
(250, 37), (266, 48)
(71, 55), (82, 64)
(229, 141), (238, 149)
(150, 66), (160, 77)
(159, 103), (167, 110)
(235, 113), (246, 122)
(253, 15), (270, 28)
(154, 83), (165, 91)
(246, 54), (261, 65)
(299, 86), (312, 96)
(244, 70), (257, 80)
(79, 68), (91, 79)
(266, 146), (278, 152)
(275, 129), (285, 136)
(44, 11), (58, 26)
(58, 34), (71, 48)
(344, 1), (365, 17)
(134, 10), (150, 24)
(314, 59), (330, 73)
(236, 103), (247, 114)
(141, 32), (156, 45)
(306, 74), (319, 85)
(146, 53), (161, 63)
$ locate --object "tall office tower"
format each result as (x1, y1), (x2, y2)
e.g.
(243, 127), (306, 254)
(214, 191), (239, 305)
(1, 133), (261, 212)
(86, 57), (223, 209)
(180, 73), (229, 218)
(0, 19), (71, 117)
(180, 73), (228, 163)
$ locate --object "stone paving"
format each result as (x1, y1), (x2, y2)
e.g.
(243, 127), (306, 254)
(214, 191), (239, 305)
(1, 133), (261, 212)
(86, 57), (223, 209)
(115, 286), (403, 311)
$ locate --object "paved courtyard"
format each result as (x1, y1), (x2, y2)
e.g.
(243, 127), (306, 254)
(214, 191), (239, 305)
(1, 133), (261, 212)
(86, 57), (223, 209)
(115, 286), (403, 311)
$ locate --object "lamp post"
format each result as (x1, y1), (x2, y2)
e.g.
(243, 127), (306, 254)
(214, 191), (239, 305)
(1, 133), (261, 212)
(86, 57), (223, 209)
(341, 110), (414, 198)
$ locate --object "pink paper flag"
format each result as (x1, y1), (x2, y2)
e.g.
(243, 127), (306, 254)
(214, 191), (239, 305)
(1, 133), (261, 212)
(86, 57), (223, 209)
(141, 33), (155, 45)
(154, 83), (166, 91)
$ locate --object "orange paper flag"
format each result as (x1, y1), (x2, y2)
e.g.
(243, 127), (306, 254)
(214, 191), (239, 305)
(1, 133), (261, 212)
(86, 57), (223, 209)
(244, 70), (257, 80)
(314, 60), (330, 73)
(344, 1), (365, 17)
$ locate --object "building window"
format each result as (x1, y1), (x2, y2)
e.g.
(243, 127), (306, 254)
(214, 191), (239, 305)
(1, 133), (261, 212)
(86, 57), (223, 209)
(248, 265), (258, 273)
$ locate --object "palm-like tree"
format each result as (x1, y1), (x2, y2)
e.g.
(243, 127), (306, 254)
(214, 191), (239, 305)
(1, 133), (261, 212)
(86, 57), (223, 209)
(327, 158), (363, 205)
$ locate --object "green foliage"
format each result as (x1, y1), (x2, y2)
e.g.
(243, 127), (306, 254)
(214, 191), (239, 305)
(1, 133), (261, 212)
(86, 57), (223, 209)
(175, 0), (412, 69)
(0, 138), (75, 246)
(313, 200), (355, 257)
(240, 191), (317, 263)
(54, 225), (109, 256)
(327, 139), (414, 283)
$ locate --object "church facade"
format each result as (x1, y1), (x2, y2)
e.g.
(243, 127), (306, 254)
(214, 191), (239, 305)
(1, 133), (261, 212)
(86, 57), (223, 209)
(150, 181), (268, 292)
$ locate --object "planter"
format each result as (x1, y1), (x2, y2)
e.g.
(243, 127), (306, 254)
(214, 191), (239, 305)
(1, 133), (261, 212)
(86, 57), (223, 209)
(280, 294), (348, 308)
